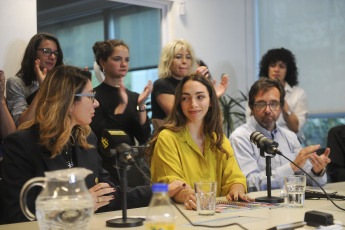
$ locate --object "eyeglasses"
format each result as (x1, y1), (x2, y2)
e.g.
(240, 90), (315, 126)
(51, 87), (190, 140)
(37, 48), (59, 57)
(75, 92), (96, 103)
(253, 102), (281, 111)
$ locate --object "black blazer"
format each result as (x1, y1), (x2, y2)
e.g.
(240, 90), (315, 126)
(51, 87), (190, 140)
(327, 125), (345, 182)
(1, 127), (152, 224)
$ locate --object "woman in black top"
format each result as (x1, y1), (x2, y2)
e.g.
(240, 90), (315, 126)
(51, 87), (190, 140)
(151, 39), (229, 131)
(91, 40), (152, 185)
(91, 39), (152, 145)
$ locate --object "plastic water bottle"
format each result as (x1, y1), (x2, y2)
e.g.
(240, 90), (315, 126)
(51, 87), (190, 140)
(145, 183), (175, 230)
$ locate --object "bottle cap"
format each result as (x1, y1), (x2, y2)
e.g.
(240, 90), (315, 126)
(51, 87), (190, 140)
(152, 183), (168, 192)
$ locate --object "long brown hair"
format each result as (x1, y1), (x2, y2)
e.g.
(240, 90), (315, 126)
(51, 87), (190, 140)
(19, 65), (93, 158)
(145, 73), (229, 158)
(17, 32), (64, 86)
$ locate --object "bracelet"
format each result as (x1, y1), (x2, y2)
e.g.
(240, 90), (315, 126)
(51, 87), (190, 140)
(136, 105), (146, 112)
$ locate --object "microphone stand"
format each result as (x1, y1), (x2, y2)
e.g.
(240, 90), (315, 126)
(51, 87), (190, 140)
(255, 148), (284, 203)
(106, 156), (143, 227)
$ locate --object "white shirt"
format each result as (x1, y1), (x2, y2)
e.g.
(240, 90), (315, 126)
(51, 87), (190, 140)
(229, 116), (326, 192)
(246, 82), (308, 142)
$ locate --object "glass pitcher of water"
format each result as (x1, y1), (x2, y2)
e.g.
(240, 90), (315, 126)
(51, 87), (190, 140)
(20, 168), (94, 230)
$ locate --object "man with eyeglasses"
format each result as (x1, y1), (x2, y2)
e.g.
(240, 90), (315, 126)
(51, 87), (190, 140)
(229, 78), (330, 192)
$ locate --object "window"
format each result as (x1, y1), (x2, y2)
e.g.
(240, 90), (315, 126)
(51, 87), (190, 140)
(255, 0), (345, 147)
(37, 0), (161, 91)
(304, 114), (345, 148)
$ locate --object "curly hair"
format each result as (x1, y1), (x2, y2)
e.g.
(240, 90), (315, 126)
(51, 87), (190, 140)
(92, 39), (129, 71)
(19, 65), (93, 158)
(17, 33), (64, 86)
(145, 73), (229, 158)
(158, 39), (197, 79)
(259, 48), (298, 86)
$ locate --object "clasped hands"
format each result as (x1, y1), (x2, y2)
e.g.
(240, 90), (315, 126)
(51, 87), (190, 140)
(291, 145), (331, 174)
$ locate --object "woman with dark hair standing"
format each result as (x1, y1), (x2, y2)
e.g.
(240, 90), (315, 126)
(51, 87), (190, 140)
(90, 40), (152, 186)
(147, 73), (252, 211)
(6, 32), (64, 126)
(91, 39), (152, 146)
(246, 48), (308, 142)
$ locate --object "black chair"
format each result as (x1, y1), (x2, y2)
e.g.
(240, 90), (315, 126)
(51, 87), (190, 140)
(326, 125), (345, 182)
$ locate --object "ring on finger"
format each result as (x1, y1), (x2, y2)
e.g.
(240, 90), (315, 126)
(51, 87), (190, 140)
(188, 199), (193, 205)
(98, 196), (102, 203)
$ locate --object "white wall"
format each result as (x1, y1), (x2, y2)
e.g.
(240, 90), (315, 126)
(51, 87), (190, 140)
(258, 0), (345, 114)
(168, 0), (256, 97)
(0, 0), (37, 79)
(2, 0), (344, 115)
(0, 0), (254, 99)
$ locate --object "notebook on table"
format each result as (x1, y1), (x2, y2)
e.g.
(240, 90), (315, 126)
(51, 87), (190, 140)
(216, 199), (281, 213)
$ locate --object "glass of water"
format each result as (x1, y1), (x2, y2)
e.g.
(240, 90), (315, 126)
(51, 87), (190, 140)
(284, 175), (306, 208)
(194, 181), (217, 216)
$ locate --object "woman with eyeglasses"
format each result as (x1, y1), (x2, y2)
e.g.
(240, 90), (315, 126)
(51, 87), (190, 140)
(6, 32), (64, 127)
(1, 65), (153, 224)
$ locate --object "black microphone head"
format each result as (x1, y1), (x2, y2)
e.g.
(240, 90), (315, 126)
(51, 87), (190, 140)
(115, 143), (135, 164)
(250, 131), (280, 155)
(250, 131), (266, 148)
(100, 129), (131, 158)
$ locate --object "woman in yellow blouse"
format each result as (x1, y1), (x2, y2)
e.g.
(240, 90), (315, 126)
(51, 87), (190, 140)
(146, 73), (253, 210)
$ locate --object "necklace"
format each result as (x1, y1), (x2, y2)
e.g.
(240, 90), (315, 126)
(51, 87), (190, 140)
(62, 144), (74, 168)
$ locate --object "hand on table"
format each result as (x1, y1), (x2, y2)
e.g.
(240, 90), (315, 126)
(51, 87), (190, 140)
(89, 183), (116, 211)
(226, 183), (254, 202)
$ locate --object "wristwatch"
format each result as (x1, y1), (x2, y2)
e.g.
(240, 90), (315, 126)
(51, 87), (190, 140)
(285, 110), (293, 116)
(136, 104), (146, 112)
(311, 167), (326, 177)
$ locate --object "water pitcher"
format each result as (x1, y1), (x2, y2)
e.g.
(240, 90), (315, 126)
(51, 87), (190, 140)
(20, 168), (94, 230)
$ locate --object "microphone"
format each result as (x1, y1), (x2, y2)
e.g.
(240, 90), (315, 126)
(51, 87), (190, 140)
(250, 131), (282, 155)
(100, 129), (135, 164)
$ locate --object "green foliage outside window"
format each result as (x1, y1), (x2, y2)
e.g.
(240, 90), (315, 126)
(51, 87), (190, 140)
(303, 116), (345, 148)
(219, 92), (248, 137)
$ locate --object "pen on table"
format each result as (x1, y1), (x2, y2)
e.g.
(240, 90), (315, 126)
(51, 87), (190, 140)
(268, 221), (306, 230)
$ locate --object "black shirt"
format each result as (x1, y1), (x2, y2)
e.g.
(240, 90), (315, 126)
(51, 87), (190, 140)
(90, 82), (151, 145)
(151, 76), (181, 120)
